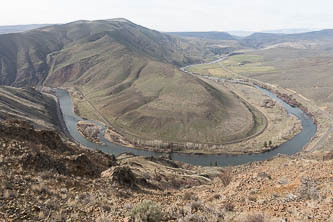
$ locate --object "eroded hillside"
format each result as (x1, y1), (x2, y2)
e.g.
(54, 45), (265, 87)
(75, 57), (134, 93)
(0, 19), (255, 147)
(0, 86), (60, 130)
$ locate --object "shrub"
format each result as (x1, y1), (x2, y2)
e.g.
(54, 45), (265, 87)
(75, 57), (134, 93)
(180, 214), (206, 222)
(248, 196), (257, 202)
(219, 169), (232, 187)
(112, 166), (137, 188)
(3, 189), (15, 199)
(96, 213), (113, 222)
(245, 214), (265, 222)
(44, 199), (59, 210)
(190, 201), (202, 212)
(296, 177), (320, 200)
(130, 200), (163, 222)
(223, 202), (234, 212)
(183, 192), (195, 201)
(31, 183), (49, 194)
(323, 151), (333, 161)
(169, 176), (181, 188)
(166, 204), (185, 220)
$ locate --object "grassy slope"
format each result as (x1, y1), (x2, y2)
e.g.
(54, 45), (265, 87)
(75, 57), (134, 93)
(0, 19), (254, 145)
(96, 64), (254, 143)
(55, 47), (254, 143)
(41, 20), (254, 144)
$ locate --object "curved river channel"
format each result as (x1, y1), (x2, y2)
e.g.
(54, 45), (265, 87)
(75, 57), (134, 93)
(56, 85), (316, 167)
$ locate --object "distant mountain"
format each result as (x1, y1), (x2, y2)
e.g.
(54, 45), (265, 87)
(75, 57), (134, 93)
(241, 32), (285, 48)
(0, 24), (52, 34)
(227, 29), (318, 37)
(168, 31), (236, 40)
(0, 18), (252, 146)
(287, 29), (333, 40)
(261, 28), (319, 34)
(242, 29), (333, 48)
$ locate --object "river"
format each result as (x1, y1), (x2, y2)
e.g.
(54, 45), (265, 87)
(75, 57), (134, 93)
(56, 84), (316, 167)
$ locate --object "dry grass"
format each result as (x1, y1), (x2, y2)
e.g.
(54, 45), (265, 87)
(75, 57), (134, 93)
(220, 54), (276, 74)
(74, 62), (258, 147)
(228, 47), (333, 151)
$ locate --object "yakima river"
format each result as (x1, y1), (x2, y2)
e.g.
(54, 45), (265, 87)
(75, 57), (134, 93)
(56, 84), (316, 166)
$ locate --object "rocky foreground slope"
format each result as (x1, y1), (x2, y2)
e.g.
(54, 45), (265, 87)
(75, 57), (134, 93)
(1, 119), (333, 221)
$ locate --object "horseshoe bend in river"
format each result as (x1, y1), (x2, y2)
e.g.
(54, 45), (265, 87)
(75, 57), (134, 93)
(56, 83), (317, 166)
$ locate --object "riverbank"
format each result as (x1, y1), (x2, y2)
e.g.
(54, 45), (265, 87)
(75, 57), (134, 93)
(250, 80), (330, 153)
(65, 74), (303, 155)
(185, 54), (330, 153)
(87, 81), (302, 155)
(67, 86), (271, 155)
(52, 52), (318, 158)
(56, 82), (316, 167)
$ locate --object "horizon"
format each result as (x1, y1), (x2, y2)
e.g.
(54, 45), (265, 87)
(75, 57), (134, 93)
(0, 19), (325, 35)
(1, 0), (333, 32)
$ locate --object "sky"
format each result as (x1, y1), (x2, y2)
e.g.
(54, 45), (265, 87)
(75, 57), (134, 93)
(1, 0), (333, 32)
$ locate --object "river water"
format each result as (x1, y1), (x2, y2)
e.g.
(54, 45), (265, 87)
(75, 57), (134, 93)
(56, 85), (316, 166)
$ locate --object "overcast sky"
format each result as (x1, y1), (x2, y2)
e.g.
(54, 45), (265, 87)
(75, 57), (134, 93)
(1, 0), (333, 31)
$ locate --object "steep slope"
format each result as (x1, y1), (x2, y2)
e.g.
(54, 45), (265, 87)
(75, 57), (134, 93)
(0, 19), (255, 146)
(0, 19), (219, 87)
(0, 86), (60, 130)
(0, 31), (63, 86)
